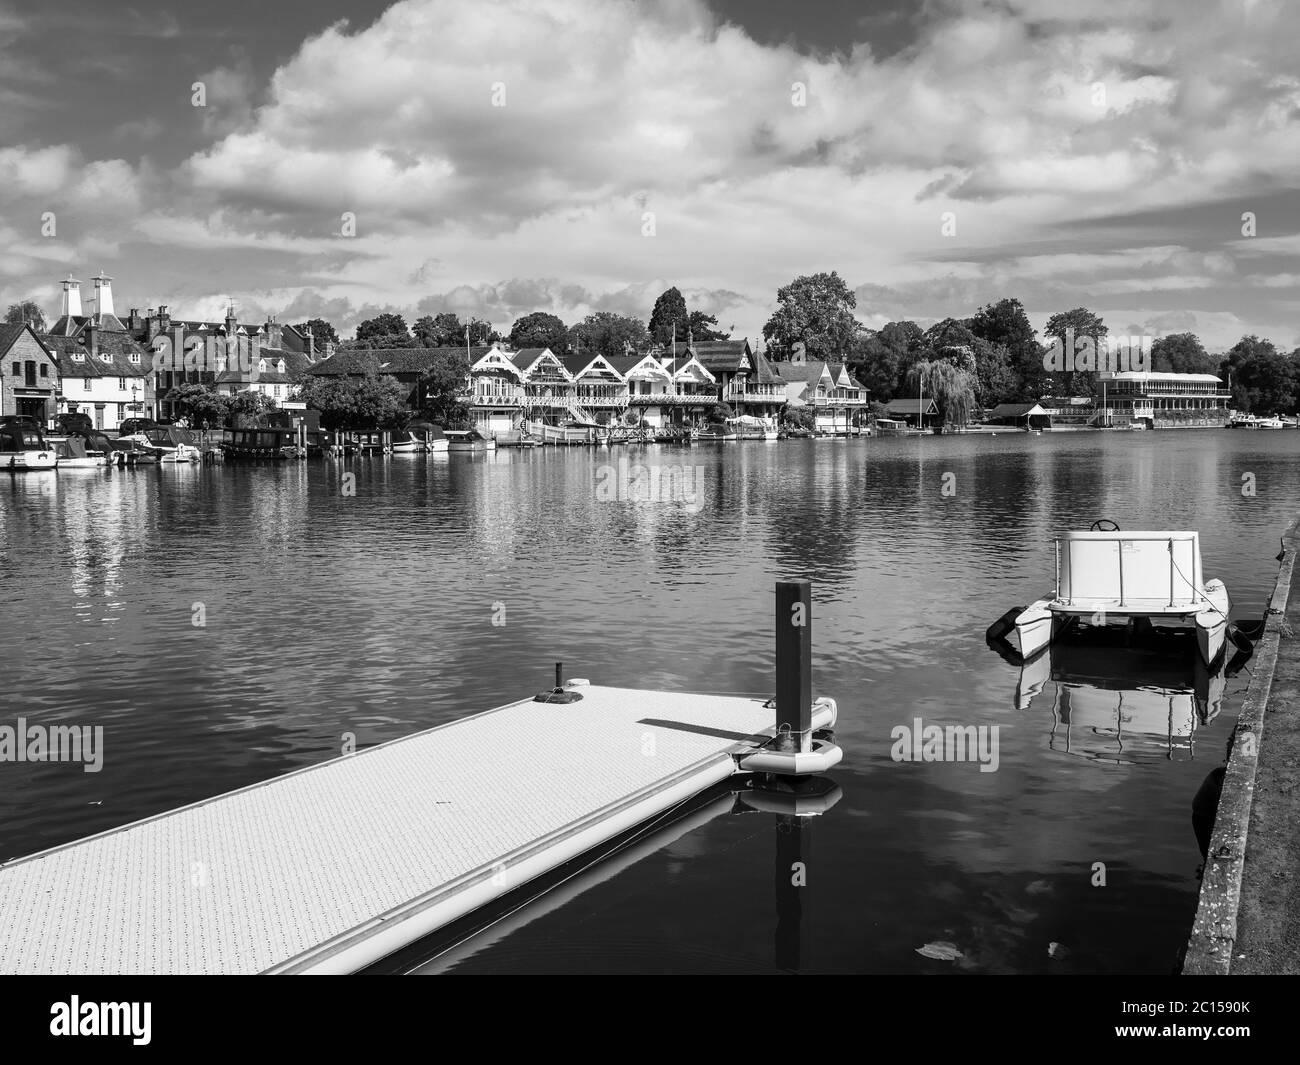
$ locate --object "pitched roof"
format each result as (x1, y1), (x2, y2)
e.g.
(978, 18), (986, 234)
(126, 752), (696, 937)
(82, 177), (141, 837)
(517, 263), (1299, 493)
(750, 347), (785, 385)
(42, 333), (151, 377)
(47, 314), (90, 337)
(688, 339), (751, 372)
(0, 322), (55, 360)
(606, 354), (670, 376)
(510, 348), (552, 371)
(986, 402), (1047, 419)
(773, 359), (865, 391)
(885, 398), (939, 415)
(559, 353), (623, 378)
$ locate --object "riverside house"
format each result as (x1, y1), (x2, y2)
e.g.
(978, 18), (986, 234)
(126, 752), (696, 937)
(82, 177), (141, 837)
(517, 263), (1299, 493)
(136, 305), (316, 419)
(608, 352), (719, 429)
(686, 339), (787, 421)
(0, 323), (59, 424)
(774, 356), (870, 434)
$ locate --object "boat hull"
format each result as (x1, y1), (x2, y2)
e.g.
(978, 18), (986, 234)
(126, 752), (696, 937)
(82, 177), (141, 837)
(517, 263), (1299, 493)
(3, 449), (58, 471)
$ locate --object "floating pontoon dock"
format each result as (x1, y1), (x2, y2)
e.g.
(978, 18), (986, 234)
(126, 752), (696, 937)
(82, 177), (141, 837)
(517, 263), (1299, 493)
(0, 583), (841, 975)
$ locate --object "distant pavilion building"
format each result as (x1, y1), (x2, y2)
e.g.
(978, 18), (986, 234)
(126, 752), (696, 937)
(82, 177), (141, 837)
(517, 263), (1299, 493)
(1095, 371), (1230, 429)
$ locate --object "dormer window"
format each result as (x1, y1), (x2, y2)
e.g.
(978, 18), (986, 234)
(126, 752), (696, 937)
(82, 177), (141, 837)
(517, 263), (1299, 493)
(129, 352), (140, 364)
(72, 352), (84, 362)
(257, 359), (267, 373)
(277, 360), (285, 374)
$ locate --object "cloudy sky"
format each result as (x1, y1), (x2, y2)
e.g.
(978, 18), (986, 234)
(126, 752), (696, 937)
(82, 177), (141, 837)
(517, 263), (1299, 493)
(1, 0), (1296, 351)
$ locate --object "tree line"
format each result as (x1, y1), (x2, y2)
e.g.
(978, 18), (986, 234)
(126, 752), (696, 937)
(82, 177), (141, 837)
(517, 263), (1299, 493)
(9, 273), (1299, 419)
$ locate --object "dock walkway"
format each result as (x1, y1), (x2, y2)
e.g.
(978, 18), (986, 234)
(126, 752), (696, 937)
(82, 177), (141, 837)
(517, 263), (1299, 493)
(0, 685), (832, 975)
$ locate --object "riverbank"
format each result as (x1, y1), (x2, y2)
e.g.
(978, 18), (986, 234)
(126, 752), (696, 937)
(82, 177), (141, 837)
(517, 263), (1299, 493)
(1184, 517), (1300, 974)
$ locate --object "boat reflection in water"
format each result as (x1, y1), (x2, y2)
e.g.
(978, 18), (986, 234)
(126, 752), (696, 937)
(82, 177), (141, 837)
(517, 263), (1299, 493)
(1004, 635), (1241, 765)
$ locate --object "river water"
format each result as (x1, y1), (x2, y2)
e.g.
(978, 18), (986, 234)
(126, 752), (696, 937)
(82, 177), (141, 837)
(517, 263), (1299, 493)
(1, 430), (1296, 973)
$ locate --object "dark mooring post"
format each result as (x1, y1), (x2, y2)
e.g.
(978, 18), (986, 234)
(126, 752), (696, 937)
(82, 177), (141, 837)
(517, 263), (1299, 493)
(775, 580), (812, 753)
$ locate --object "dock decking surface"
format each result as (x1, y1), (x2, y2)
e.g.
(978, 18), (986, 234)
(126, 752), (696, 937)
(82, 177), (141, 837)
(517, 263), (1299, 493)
(0, 686), (776, 975)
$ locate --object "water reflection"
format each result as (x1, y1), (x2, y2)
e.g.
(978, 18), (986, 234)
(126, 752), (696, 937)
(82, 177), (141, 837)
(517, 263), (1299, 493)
(1009, 638), (1232, 764)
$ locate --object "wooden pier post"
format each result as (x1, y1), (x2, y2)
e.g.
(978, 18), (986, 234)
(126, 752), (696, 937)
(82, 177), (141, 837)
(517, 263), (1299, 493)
(775, 580), (812, 753)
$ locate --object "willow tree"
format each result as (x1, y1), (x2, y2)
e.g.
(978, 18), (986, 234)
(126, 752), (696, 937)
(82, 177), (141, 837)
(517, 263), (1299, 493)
(908, 359), (977, 428)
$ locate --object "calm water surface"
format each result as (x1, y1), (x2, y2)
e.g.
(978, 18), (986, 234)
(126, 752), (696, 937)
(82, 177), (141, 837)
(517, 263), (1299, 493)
(2, 431), (1297, 973)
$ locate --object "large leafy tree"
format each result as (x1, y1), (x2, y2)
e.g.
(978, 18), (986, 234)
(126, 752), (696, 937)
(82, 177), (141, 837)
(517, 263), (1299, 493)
(4, 300), (47, 332)
(165, 383), (230, 428)
(648, 288), (689, 347)
(762, 271), (861, 360)
(414, 312), (497, 347)
(686, 310), (728, 342)
(508, 311), (568, 352)
(296, 361), (409, 430)
(845, 333), (900, 401)
(226, 390), (278, 427)
(356, 312), (411, 345)
(1044, 307), (1108, 397)
(568, 312), (648, 358)
(845, 320), (926, 402)
(293, 318), (339, 346)
(968, 298), (1038, 400)
(1152, 332), (1217, 374)
(413, 312), (463, 347)
(419, 349), (471, 425)
(1221, 336), (1297, 414)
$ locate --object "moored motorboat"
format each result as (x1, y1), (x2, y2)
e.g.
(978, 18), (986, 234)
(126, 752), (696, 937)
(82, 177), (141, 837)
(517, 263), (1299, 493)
(695, 422), (737, 442)
(444, 428), (496, 452)
(53, 436), (110, 468)
(0, 424), (58, 470)
(139, 426), (201, 462)
(987, 522), (1233, 666)
(389, 429), (425, 453)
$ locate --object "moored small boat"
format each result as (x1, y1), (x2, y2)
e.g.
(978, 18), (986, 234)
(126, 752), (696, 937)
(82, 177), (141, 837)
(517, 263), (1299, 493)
(0, 424), (58, 470)
(988, 523), (1232, 666)
(53, 436), (110, 468)
(695, 422), (737, 441)
(444, 428), (496, 452)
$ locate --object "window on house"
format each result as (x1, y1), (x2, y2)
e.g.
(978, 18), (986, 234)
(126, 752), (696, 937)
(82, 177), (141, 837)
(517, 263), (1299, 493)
(84, 378), (92, 390)
(117, 403), (125, 420)
(24, 361), (36, 386)
(10, 362), (17, 377)
(39, 364), (48, 378)
(72, 352), (84, 362)
(129, 352), (140, 364)
(119, 377), (126, 390)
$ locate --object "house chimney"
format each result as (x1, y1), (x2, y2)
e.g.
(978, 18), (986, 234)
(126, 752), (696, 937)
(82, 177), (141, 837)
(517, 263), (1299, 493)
(92, 272), (116, 320)
(305, 327), (316, 360)
(265, 315), (282, 352)
(61, 276), (83, 318)
(86, 320), (98, 358)
(225, 301), (237, 336)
